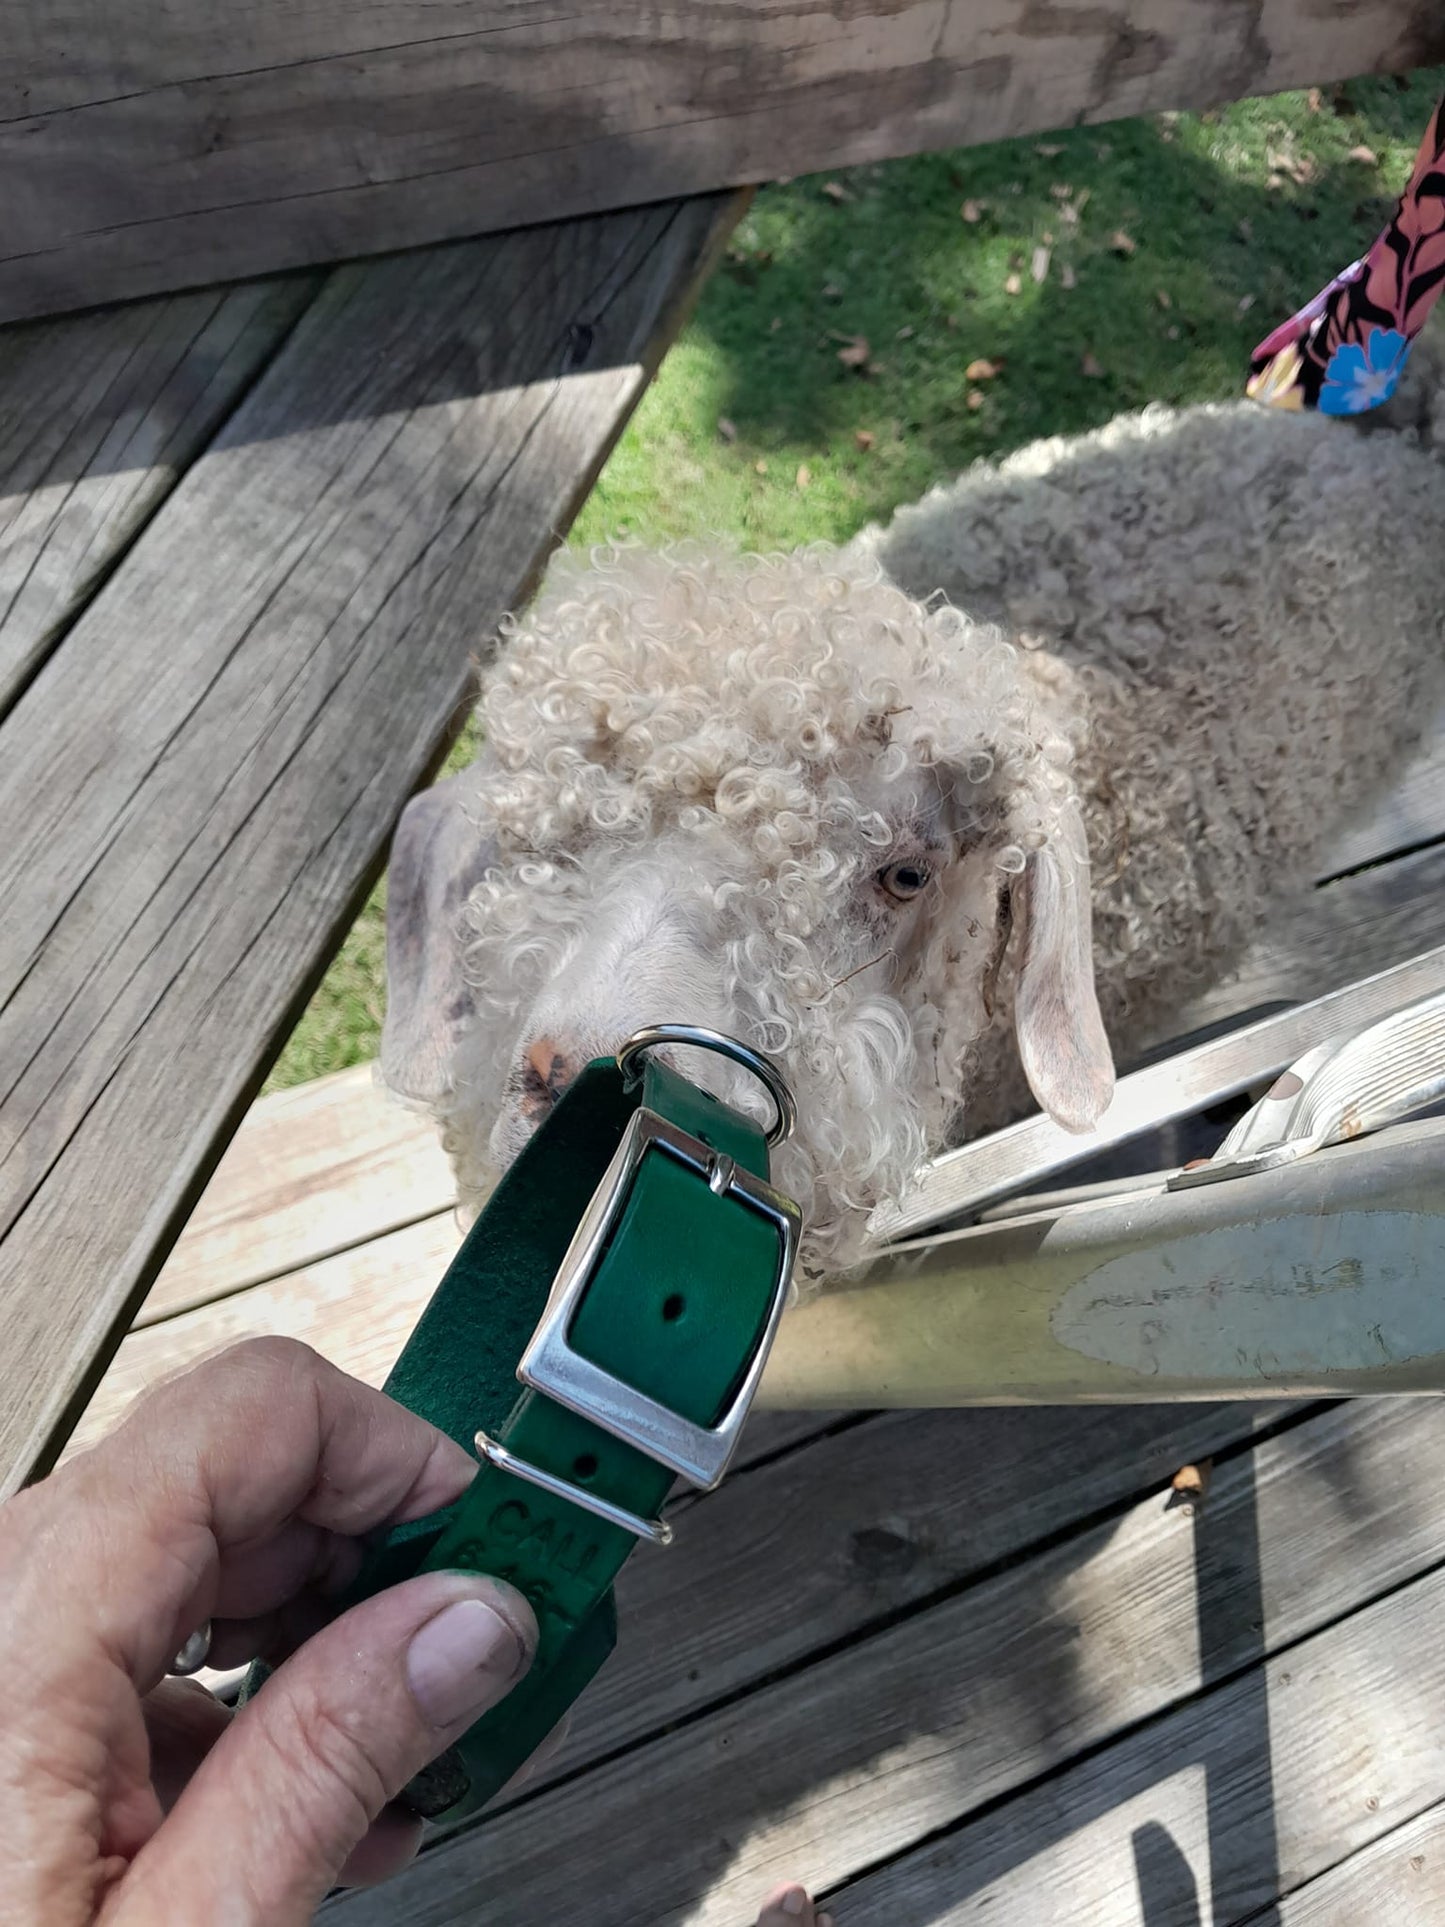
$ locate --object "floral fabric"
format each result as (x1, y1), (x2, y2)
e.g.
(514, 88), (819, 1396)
(1248, 94), (1445, 414)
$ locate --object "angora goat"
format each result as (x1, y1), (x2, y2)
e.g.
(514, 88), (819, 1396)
(382, 380), (1445, 1282)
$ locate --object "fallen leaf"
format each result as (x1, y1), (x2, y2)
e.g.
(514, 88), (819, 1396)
(717, 416), (738, 442)
(836, 335), (871, 368)
(1167, 1459), (1213, 1512)
(1061, 264), (1077, 290)
(1166, 324), (1181, 340)
(1081, 350), (1105, 378)
(1031, 244), (1052, 284)
(821, 180), (851, 203)
(1237, 217), (1254, 242)
(966, 388), (986, 410)
(1003, 272), (1022, 296)
(1155, 288), (1172, 310)
(1035, 141), (1064, 157)
(1349, 144), (1379, 166)
(965, 357), (1004, 380)
(1307, 86), (1323, 113)
(1075, 188), (1092, 215)
(1050, 182), (1074, 201)
(1042, 228), (1055, 244)
(866, 360), (886, 377)
(961, 199), (984, 223)
(854, 428), (876, 451)
(821, 283), (843, 300)
(1110, 229), (1137, 256)
(895, 324), (915, 340)
(755, 457), (768, 474)
(770, 316), (783, 332)
(1237, 293), (1256, 314)
(795, 463), (811, 489)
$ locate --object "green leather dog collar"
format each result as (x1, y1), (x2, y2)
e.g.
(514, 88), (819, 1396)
(289, 1037), (800, 1823)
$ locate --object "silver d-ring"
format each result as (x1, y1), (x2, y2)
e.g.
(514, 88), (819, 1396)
(616, 1025), (796, 1148)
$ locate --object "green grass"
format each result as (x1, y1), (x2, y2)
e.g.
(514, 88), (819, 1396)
(263, 65), (1444, 1094)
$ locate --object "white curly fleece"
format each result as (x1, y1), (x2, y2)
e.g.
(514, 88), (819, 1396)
(387, 383), (1445, 1282)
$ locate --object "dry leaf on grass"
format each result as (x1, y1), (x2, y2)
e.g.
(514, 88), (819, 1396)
(1003, 272), (1022, 296)
(1349, 144), (1379, 166)
(961, 199), (984, 223)
(821, 283), (842, 300)
(717, 417), (738, 442)
(895, 324), (915, 340)
(821, 180), (851, 203)
(1035, 141), (1064, 157)
(770, 316), (783, 332)
(1050, 182), (1073, 202)
(966, 388), (986, 410)
(965, 357), (1004, 380)
(1061, 264), (1077, 290)
(855, 429), (876, 451)
(1166, 325), (1181, 340)
(1081, 351), (1105, 378)
(1307, 86), (1323, 113)
(1237, 293), (1256, 315)
(1156, 288), (1172, 310)
(1110, 229), (1137, 256)
(836, 335), (871, 368)
(1031, 244), (1052, 284)
(1238, 218), (1254, 242)
(795, 464), (812, 489)
(755, 458), (768, 474)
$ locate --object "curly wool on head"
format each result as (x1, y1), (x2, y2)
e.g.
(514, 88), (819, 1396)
(433, 541), (1082, 1278)
(384, 377), (1445, 1285)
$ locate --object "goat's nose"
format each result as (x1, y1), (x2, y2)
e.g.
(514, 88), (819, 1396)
(520, 1036), (581, 1118)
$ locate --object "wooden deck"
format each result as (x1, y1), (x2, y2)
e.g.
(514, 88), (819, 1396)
(71, 681), (1445, 1920)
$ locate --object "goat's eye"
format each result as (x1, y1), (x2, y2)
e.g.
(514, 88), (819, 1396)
(879, 860), (932, 902)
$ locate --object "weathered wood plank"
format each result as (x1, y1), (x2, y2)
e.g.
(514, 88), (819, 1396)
(0, 192), (744, 1497)
(1274, 1805), (1445, 1925)
(327, 1397), (1445, 1925)
(0, 276), (318, 716)
(833, 1567), (1445, 1925)
(137, 1063), (454, 1326)
(1, 2), (1440, 322)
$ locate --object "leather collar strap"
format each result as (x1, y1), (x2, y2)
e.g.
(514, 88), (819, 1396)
(245, 1052), (799, 1825)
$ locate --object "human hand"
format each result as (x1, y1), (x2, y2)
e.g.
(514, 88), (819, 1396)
(0, 1337), (536, 1926)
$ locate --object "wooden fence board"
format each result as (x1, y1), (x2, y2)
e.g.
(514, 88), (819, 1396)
(0, 276), (316, 716)
(1, 1), (1440, 322)
(0, 192), (742, 1496)
(327, 1397), (1445, 1925)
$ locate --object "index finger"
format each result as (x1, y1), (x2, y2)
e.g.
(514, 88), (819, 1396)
(15, 1338), (476, 1685)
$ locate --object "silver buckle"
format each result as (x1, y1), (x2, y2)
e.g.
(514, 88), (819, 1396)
(517, 1106), (801, 1491)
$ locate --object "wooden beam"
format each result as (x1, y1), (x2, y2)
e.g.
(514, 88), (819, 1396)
(0, 192), (743, 1497)
(0, 1), (1440, 323)
(0, 276), (318, 716)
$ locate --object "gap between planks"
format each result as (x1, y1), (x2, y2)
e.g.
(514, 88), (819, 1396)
(326, 1396), (1445, 1925)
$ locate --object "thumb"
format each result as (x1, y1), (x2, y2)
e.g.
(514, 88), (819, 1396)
(114, 1571), (536, 1925)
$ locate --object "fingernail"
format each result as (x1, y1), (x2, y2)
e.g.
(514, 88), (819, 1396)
(407, 1596), (532, 1727)
(782, 1891), (807, 1917)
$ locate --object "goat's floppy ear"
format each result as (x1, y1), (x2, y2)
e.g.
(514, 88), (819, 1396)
(1009, 803), (1114, 1133)
(381, 758), (497, 1107)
